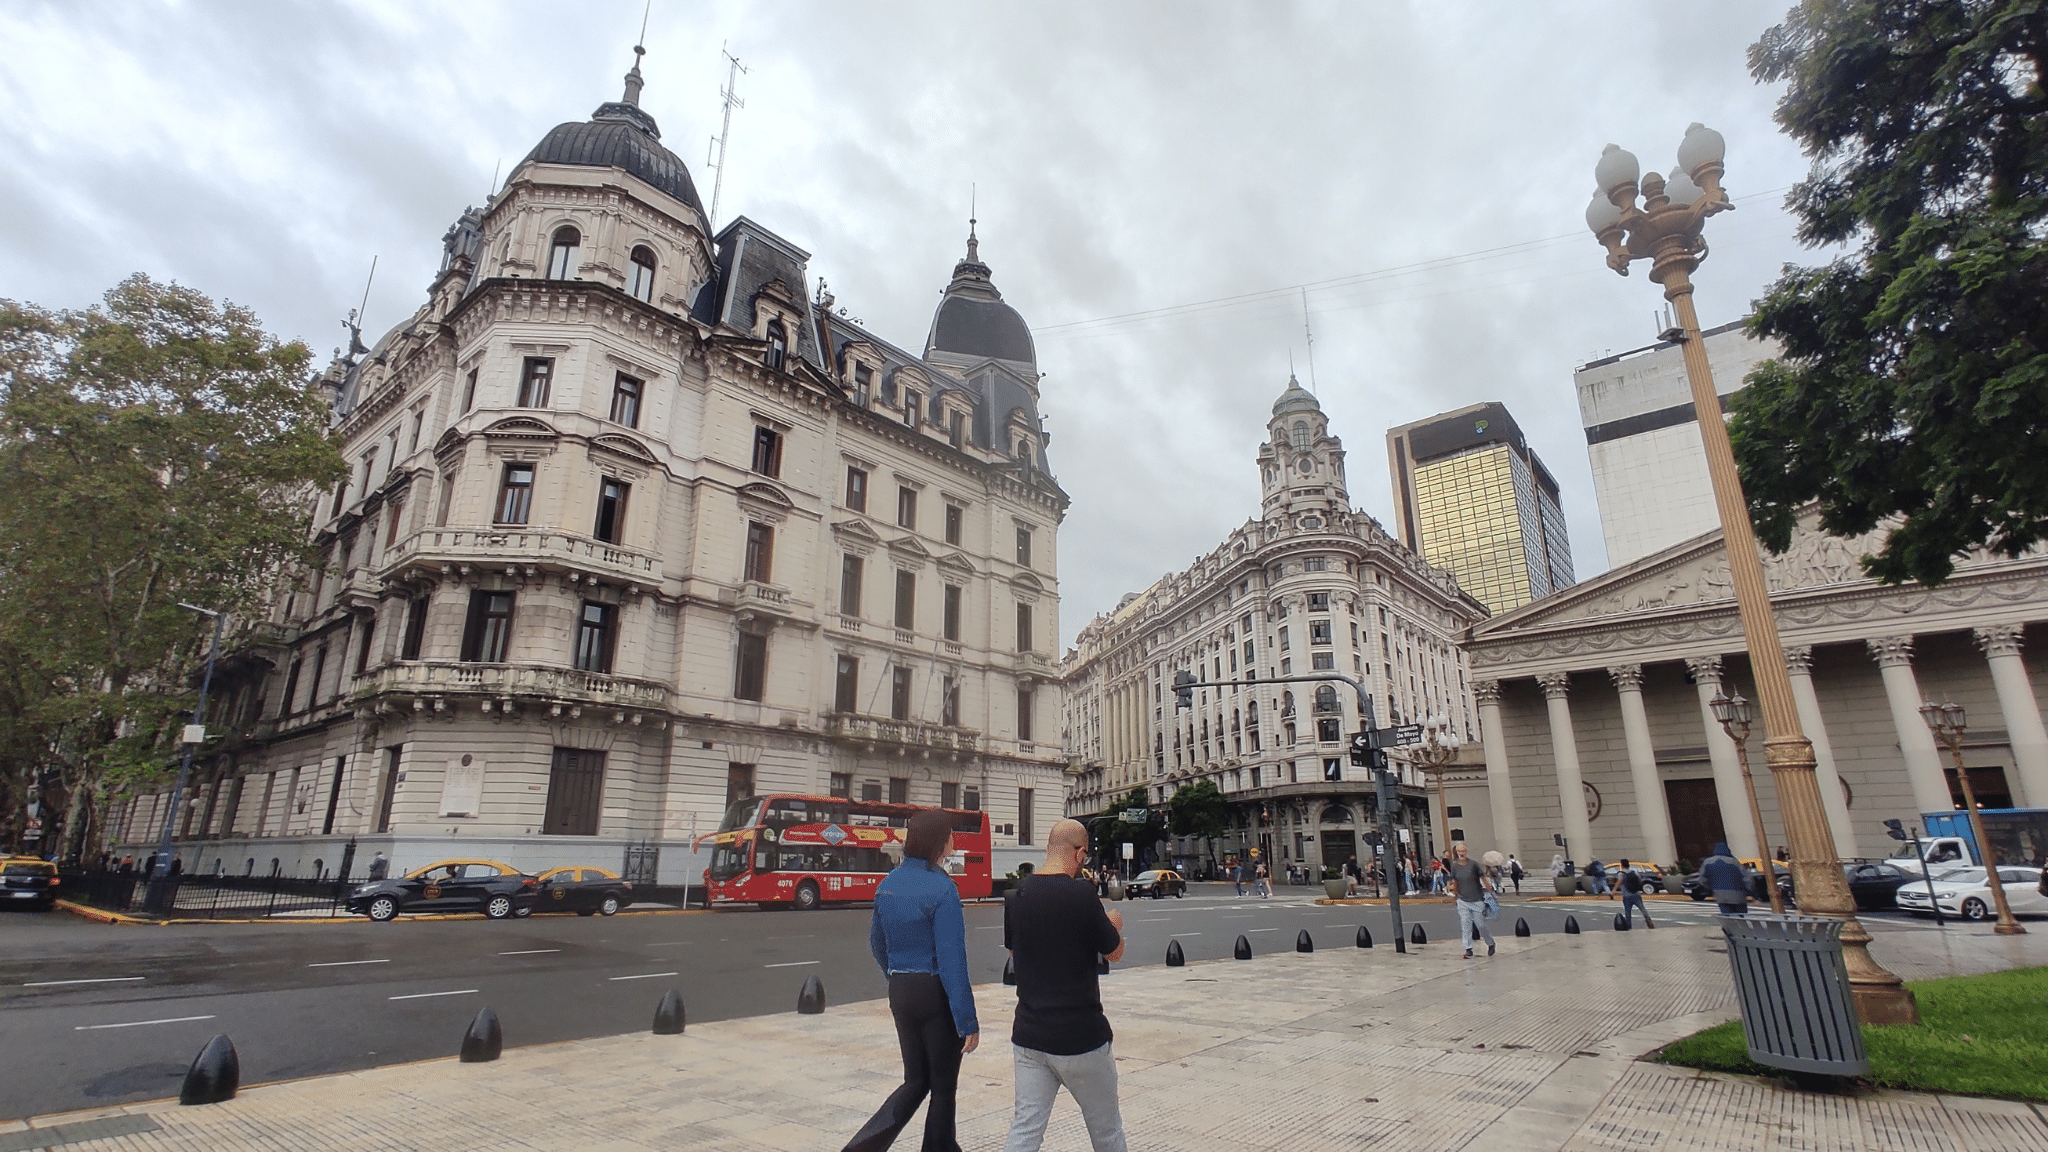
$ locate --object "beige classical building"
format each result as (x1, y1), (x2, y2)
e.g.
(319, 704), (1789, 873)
(1061, 378), (1489, 875)
(1445, 511), (2048, 870)
(108, 59), (1069, 884)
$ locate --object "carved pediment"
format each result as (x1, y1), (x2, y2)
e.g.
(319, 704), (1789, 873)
(737, 481), (795, 513)
(590, 433), (658, 465)
(432, 426), (466, 461)
(1011, 571), (1046, 594)
(831, 518), (882, 555)
(887, 535), (933, 565)
(483, 416), (559, 439)
(936, 551), (977, 577)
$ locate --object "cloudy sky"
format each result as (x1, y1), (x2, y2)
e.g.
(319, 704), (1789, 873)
(1, 1), (1825, 648)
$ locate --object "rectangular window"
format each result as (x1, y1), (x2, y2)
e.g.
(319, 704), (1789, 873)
(1243, 639), (1255, 664)
(891, 666), (912, 721)
(1323, 758), (1342, 782)
(839, 554), (863, 617)
(1016, 525), (1032, 568)
(1318, 717), (1342, 743)
(307, 645), (327, 704)
(750, 426), (782, 477)
(943, 585), (961, 641)
(852, 363), (873, 403)
(743, 521), (774, 583)
(460, 368), (478, 413)
(401, 596), (428, 660)
(1278, 626), (1291, 651)
(1304, 556), (1328, 573)
(726, 763), (755, 809)
(1312, 652), (1336, 670)
(829, 772), (851, 799)
(894, 570), (915, 630)
(963, 785), (980, 811)
(609, 373), (642, 427)
(941, 782), (959, 809)
(896, 486), (917, 530)
(1017, 787), (1035, 846)
(496, 464), (534, 524)
(281, 658), (303, 714)
(834, 655), (859, 713)
(375, 746), (402, 833)
(845, 466), (868, 513)
(889, 776), (910, 805)
(409, 410), (425, 452)
(1017, 686), (1034, 742)
(733, 632), (768, 701)
(385, 501), (405, 547)
(592, 478), (628, 543)
(944, 503), (963, 546)
(1309, 621), (1333, 645)
(948, 410), (964, 448)
(942, 675), (960, 727)
(903, 391), (921, 427)
(542, 748), (605, 836)
(574, 601), (616, 672)
(861, 781), (882, 802)
(1016, 603), (1033, 652)
(460, 590), (514, 662)
(1307, 592), (1330, 611)
(331, 479), (348, 518)
(437, 472), (457, 526)
(353, 617), (377, 676)
(517, 357), (553, 407)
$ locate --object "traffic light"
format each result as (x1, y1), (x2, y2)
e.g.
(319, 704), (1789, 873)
(1172, 669), (1196, 711)
(1349, 730), (1370, 766)
(1883, 818), (1909, 842)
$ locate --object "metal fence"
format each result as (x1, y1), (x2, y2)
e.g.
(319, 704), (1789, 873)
(60, 871), (352, 920)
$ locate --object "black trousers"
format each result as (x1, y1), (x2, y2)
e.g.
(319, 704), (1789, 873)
(842, 973), (963, 1152)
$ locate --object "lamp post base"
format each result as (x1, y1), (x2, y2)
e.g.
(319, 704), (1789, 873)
(1995, 922), (2028, 937)
(1838, 916), (1921, 1025)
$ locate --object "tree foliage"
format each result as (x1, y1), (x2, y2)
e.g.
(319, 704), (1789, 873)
(1733, 0), (2048, 585)
(1169, 779), (1229, 872)
(0, 276), (344, 855)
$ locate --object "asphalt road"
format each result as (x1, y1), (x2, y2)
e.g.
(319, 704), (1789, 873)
(0, 883), (1863, 1120)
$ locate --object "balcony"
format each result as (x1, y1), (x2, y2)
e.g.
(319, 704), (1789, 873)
(351, 660), (674, 714)
(386, 527), (662, 586)
(822, 712), (980, 756)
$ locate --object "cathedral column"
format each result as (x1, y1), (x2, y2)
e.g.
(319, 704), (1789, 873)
(1536, 673), (1591, 864)
(1866, 636), (1956, 817)
(1975, 624), (2048, 808)
(1608, 665), (1676, 867)
(1686, 655), (1761, 860)
(1473, 680), (1520, 861)
(1784, 645), (1858, 856)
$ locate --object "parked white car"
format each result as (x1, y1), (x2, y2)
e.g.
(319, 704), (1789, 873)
(1895, 865), (2047, 921)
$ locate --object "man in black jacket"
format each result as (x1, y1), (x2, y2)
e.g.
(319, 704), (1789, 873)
(1617, 858), (1654, 928)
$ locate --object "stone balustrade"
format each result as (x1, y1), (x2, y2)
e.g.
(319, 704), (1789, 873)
(386, 526), (662, 585)
(822, 712), (980, 754)
(351, 660), (673, 713)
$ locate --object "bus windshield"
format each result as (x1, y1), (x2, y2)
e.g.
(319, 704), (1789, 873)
(717, 798), (763, 834)
(709, 843), (750, 881)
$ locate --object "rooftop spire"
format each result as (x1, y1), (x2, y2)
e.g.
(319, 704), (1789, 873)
(622, 44), (646, 106)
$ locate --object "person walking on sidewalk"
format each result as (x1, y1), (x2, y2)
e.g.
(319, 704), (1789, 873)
(1617, 858), (1654, 929)
(1586, 858), (1611, 898)
(1004, 818), (1127, 1152)
(1232, 857), (1246, 899)
(1342, 854), (1361, 897)
(1507, 855), (1523, 895)
(1253, 858), (1270, 899)
(1448, 844), (1495, 959)
(1700, 842), (1750, 916)
(843, 810), (979, 1152)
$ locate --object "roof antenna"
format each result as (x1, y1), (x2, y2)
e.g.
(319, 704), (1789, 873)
(342, 256), (377, 362)
(704, 41), (748, 230)
(1301, 287), (1318, 394)
(967, 183), (979, 261)
(487, 158), (500, 201)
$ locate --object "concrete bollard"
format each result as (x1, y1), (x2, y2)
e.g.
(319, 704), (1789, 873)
(1003, 955), (1016, 985)
(1166, 939), (1185, 967)
(1514, 917), (1531, 937)
(798, 974), (827, 1014)
(1233, 934), (1252, 960)
(1564, 915), (1581, 935)
(1296, 929), (1314, 954)
(179, 1034), (240, 1105)
(1356, 925), (1372, 949)
(460, 1007), (502, 1063)
(653, 988), (685, 1035)
(1410, 923), (1426, 946)
(1614, 913), (1631, 932)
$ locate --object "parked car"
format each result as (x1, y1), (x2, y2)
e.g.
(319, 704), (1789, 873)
(527, 866), (635, 917)
(346, 859), (537, 922)
(1, 856), (59, 911)
(1895, 865), (2047, 921)
(1681, 860), (1787, 902)
(1778, 861), (1913, 911)
(1125, 869), (1186, 899)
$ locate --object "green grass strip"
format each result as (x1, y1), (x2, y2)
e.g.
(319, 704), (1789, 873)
(1654, 965), (2048, 1101)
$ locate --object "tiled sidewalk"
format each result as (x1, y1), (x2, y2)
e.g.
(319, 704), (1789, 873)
(7, 921), (2045, 1151)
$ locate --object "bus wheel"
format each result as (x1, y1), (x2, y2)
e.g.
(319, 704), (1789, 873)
(794, 881), (822, 912)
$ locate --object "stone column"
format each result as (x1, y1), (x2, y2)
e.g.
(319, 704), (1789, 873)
(1608, 665), (1676, 867)
(1687, 656), (1761, 860)
(1474, 680), (1520, 861)
(1784, 645), (1858, 857)
(1866, 636), (1954, 817)
(1536, 673), (1592, 864)
(1975, 624), (2048, 808)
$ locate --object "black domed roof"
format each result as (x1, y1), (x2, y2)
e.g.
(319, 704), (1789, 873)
(924, 228), (1035, 367)
(520, 100), (705, 218)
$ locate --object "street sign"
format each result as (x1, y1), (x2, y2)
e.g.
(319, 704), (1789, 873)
(1121, 842), (1134, 860)
(1121, 808), (1148, 823)
(1366, 724), (1424, 750)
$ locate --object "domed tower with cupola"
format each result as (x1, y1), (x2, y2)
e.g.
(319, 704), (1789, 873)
(1257, 374), (1347, 521)
(924, 221), (1051, 477)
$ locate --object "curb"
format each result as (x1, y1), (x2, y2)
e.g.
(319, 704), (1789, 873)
(1313, 896), (1455, 906)
(52, 902), (711, 927)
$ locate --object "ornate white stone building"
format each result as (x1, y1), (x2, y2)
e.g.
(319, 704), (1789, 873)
(107, 58), (1069, 884)
(1061, 379), (1488, 875)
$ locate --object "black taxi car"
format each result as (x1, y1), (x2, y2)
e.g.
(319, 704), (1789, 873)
(1, 856), (59, 911)
(346, 859), (537, 922)
(526, 866), (635, 917)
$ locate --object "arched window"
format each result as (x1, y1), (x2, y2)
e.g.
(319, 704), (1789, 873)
(627, 246), (657, 302)
(765, 320), (788, 370)
(1291, 420), (1310, 451)
(546, 227), (581, 280)
(1319, 804), (1353, 824)
(1314, 685), (1339, 714)
(1280, 691), (1295, 717)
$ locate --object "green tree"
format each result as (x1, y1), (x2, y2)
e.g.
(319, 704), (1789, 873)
(1097, 786), (1164, 872)
(0, 276), (345, 857)
(1168, 779), (1229, 874)
(1732, 1), (2048, 585)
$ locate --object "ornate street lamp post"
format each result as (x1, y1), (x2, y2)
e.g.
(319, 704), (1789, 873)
(1920, 702), (2026, 936)
(1411, 714), (1463, 865)
(1587, 125), (1917, 1023)
(1709, 691), (1787, 915)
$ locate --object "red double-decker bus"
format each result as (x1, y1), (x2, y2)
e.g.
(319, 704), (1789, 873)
(696, 793), (993, 909)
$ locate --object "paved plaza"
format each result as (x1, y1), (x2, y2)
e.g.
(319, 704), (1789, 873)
(5, 918), (2045, 1151)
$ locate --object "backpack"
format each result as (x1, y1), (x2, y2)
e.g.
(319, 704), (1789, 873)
(1621, 869), (1643, 893)
(1509, 860), (1524, 879)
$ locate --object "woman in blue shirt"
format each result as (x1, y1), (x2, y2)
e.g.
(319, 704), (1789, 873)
(843, 808), (979, 1152)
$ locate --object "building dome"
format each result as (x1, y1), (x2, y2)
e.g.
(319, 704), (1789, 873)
(926, 224), (1035, 367)
(1271, 374), (1321, 417)
(517, 56), (704, 218)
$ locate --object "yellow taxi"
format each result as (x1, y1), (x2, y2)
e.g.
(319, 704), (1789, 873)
(2, 855), (59, 912)
(525, 866), (636, 917)
(344, 859), (537, 921)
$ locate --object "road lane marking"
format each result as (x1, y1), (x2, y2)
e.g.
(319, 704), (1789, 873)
(645, 941), (695, 946)
(1138, 918), (1170, 922)
(1169, 932), (1201, 936)
(764, 960), (821, 968)
(26, 977), (144, 987)
(75, 1015), (214, 1031)
(308, 959), (390, 968)
(498, 949), (561, 956)
(608, 972), (681, 981)
(388, 989), (478, 1001)
(1248, 928), (1279, 933)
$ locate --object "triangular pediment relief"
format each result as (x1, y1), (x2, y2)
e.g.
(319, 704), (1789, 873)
(830, 518), (882, 544)
(887, 535), (933, 561)
(1010, 571), (1046, 594)
(483, 416), (559, 438)
(936, 551), (977, 577)
(590, 433), (658, 465)
(736, 481), (794, 510)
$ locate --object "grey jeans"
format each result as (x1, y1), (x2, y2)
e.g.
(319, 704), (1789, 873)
(1005, 1041), (1126, 1152)
(1456, 897), (1494, 951)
